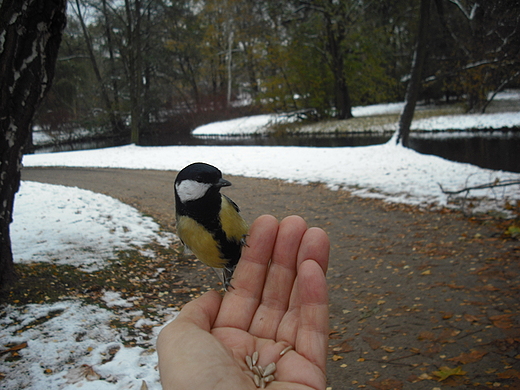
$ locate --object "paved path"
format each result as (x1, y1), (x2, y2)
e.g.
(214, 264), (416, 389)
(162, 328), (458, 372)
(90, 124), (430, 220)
(21, 167), (520, 389)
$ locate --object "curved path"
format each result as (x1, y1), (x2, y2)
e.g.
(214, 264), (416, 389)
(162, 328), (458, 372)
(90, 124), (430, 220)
(21, 167), (520, 389)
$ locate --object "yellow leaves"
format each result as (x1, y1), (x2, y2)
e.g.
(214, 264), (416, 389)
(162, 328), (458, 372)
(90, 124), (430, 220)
(432, 366), (467, 382)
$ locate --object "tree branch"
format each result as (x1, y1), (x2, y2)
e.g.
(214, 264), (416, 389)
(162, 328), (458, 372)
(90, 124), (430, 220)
(439, 180), (520, 195)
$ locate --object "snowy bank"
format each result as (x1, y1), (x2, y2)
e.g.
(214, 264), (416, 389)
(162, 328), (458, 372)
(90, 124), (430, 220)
(12, 181), (175, 272)
(23, 142), (520, 213)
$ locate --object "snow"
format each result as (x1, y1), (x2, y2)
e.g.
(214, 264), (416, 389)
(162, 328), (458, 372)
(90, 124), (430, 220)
(194, 90), (520, 135)
(0, 300), (172, 389)
(11, 181), (174, 272)
(411, 112), (520, 131)
(22, 141), (520, 212)
(3, 182), (177, 389)
(352, 102), (404, 116)
(192, 112), (296, 136)
(3, 96), (520, 389)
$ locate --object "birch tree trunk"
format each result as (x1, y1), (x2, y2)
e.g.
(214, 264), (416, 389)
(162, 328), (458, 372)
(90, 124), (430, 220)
(0, 0), (67, 288)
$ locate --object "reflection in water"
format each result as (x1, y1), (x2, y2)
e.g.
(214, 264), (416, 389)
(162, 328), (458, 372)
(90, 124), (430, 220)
(409, 131), (520, 173)
(33, 130), (520, 173)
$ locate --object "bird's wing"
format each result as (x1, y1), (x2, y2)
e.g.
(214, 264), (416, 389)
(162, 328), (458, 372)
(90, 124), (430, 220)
(222, 194), (240, 213)
(178, 237), (194, 255)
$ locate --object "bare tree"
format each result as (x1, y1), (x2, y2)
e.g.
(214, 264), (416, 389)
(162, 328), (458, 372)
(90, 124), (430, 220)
(73, 0), (125, 136)
(395, 0), (430, 147)
(0, 0), (67, 288)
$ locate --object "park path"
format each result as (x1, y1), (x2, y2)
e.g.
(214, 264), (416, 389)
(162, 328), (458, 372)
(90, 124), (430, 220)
(22, 167), (520, 389)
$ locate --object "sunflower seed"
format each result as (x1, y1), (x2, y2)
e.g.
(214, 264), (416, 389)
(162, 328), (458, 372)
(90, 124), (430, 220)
(254, 364), (266, 377)
(263, 374), (275, 384)
(260, 377), (266, 388)
(280, 345), (293, 356)
(263, 362), (276, 377)
(246, 355), (253, 370)
(253, 374), (261, 387)
(252, 351), (259, 366)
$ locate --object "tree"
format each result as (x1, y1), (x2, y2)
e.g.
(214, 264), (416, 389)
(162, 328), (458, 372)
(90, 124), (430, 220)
(0, 0), (67, 288)
(395, 0), (431, 147)
(73, 0), (125, 137)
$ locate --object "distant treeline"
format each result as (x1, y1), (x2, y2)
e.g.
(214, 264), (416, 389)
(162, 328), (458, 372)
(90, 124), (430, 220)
(35, 0), (520, 144)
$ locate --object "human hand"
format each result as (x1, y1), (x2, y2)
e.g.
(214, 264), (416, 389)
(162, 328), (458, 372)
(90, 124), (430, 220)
(157, 214), (330, 390)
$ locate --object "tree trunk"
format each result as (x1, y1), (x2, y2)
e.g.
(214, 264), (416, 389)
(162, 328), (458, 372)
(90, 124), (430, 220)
(395, 0), (430, 147)
(125, 0), (143, 145)
(0, 0), (67, 288)
(325, 16), (353, 120)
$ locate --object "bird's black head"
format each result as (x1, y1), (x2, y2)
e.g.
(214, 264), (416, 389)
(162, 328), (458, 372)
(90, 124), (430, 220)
(175, 162), (231, 204)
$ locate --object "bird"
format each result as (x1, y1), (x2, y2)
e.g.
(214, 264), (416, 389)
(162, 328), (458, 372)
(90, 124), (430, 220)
(174, 162), (248, 289)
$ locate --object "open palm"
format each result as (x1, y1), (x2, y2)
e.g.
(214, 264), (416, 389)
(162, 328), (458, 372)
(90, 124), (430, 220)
(158, 215), (330, 390)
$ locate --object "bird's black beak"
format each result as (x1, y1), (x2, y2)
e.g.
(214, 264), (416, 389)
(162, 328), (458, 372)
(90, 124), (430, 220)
(216, 178), (232, 188)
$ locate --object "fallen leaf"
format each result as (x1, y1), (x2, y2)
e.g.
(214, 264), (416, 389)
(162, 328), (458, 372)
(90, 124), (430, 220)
(432, 366), (467, 382)
(447, 350), (487, 364)
(0, 342), (28, 355)
(463, 314), (480, 323)
(332, 354), (344, 361)
(362, 336), (382, 350)
(490, 314), (513, 329)
(368, 378), (403, 390)
(64, 365), (101, 384)
(442, 312), (453, 320)
(497, 369), (520, 379)
(418, 331), (436, 341)
(437, 328), (460, 343)
(418, 373), (433, 380)
(330, 340), (354, 353)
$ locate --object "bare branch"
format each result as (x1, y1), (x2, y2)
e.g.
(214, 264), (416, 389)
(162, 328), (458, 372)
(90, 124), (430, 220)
(439, 180), (520, 195)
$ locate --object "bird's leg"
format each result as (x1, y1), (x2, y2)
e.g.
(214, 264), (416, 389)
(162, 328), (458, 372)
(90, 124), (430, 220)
(210, 266), (235, 291)
(223, 266), (235, 291)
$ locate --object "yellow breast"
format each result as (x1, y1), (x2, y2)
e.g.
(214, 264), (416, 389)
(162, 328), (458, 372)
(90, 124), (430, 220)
(176, 197), (248, 269)
(176, 215), (226, 268)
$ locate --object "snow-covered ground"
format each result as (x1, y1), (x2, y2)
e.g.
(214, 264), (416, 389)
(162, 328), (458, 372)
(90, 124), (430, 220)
(12, 181), (174, 272)
(22, 141), (520, 213)
(1, 300), (169, 390)
(193, 91), (520, 135)
(2, 183), (177, 389)
(3, 95), (520, 389)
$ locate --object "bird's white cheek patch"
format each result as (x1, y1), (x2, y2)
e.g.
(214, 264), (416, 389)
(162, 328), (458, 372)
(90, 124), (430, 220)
(175, 180), (212, 202)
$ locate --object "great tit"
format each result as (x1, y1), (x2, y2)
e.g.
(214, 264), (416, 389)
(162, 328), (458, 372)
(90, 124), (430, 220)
(174, 162), (249, 289)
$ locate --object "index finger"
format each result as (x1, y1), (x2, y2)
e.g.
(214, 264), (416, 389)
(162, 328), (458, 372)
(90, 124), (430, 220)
(213, 214), (279, 330)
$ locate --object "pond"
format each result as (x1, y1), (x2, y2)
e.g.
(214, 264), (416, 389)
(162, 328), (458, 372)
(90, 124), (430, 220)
(34, 130), (520, 173)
